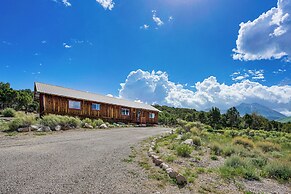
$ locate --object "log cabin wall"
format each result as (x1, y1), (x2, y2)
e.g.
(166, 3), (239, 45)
(39, 94), (158, 124)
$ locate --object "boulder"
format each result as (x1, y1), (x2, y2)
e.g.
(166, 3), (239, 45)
(161, 163), (169, 170)
(176, 174), (187, 185)
(30, 124), (41, 131)
(54, 125), (62, 131)
(38, 126), (51, 132)
(153, 158), (163, 166)
(99, 124), (108, 129)
(182, 139), (193, 146)
(84, 123), (93, 129)
(166, 168), (178, 178)
(17, 127), (30, 132)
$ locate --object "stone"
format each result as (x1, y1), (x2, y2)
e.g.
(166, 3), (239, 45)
(176, 174), (187, 185)
(99, 124), (108, 129)
(161, 163), (169, 170)
(166, 168), (178, 178)
(148, 152), (155, 157)
(30, 124), (41, 131)
(153, 158), (163, 166)
(175, 135), (182, 140)
(84, 123), (93, 129)
(54, 125), (61, 131)
(39, 126), (51, 132)
(17, 127), (30, 132)
(182, 139), (193, 146)
(148, 147), (153, 152)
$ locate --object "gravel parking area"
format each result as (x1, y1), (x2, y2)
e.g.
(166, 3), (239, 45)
(0, 127), (170, 194)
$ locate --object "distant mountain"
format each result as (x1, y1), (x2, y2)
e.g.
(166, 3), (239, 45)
(235, 103), (286, 121)
(277, 116), (291, 123)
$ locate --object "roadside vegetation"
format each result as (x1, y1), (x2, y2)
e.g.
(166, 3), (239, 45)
(143, 119), (291, 192)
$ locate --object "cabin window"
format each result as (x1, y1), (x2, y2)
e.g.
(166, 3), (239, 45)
(121, 108), (130, 116)
(91, 103), (100, 111)
(69, 100), (81, 110)
(149, 113), (155, 119)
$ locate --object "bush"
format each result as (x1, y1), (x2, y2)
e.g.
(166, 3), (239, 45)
(39, 114), (81, 129)
(82, 118), (93, 127)
(2, 108), (16, 117)
(192, 136), (202, 146)
(264, 161), (291, 181)
(9, 115), (36, 130)
(164, 154), (177, 163)
(93, 119), (104, 128)
(211, 155), (218, 160)
(210, 143), (223, 156)
(249, 157), (267, 168)
(225, 155), (246, 168)
(176, 144), (193, 157)
(223, 146), (235, 157)
(181, 132), (192, 141)
(257, 141), (281, 152)
(233, 137), (254, 148)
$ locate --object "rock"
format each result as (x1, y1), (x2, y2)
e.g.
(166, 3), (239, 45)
(182, 139), (193, 146)
(148, 152), (155, 157)
(166, 168), (178, 178)
(176, 174), (187, 185)
(148, 147), (153, 152)
(84, 123), (93, 129)
(99, 124), (108, 129)
(17, 127), (30, 132)
(161, 163), (169, 170)
(38, 126), (51, 132)
(54, 125), (61, 131)
(153, 158), (163, 166)
(175, 135), (182, 140)
(30, 124), (41, 131)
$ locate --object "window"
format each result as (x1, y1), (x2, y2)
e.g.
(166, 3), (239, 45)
(91, 103), (100, 111)
(69, 100), (81, 110)
(121, 108), (130, 116)
(149, 113), (155, 119)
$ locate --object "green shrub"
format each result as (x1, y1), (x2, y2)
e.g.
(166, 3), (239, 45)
(257, 141), (281, 152)
(176, 144), (193, 157)
(248, 157), (267, 168)
(264, 161), (291, 181)
(181, 132), (192, 141)
(192, 136), (202, 146)
(164, 154), (177, 163)
(2, 108), (16, 117)
(9, 115), (36, 130)
(225, 155), (246, 168)
(93, 119), (104, 128)
(210, 143), (223, 156)
(243, 166), (260, 181)
(39, 114), (81, 129)
(223, 146), (235, 157)
(211, 155), (218, 160)
(233, 137), (254, 148)
(190, 127), (201, 135)
(82, 118), (93, 127)
(39, 114), (61, 128)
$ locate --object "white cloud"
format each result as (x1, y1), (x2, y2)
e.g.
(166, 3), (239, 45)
(96, 0), (114, 10)
(233, 0), (291, 61)
(168, 16), (174, 22)
(140, 24), (150, 30)
(152, 10), (164, 26)
(41, 40), (47, 44)
(106, 94), (114, 97)
(119, 69), (291, 115)
(63, 43), (71, 48)
(273, 68), (287, 74)
(231, 69), (265, 81)
(62, 0), (71, 7)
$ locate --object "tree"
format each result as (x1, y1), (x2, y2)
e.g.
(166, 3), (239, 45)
(0, 82), (17, 109)
(225, 107), (240, 129)
(208, 107), (221, 129)
(243, 114), (253, 129)
(198, 111), (208, 124)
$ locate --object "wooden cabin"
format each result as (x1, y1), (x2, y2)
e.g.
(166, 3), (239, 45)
(34, 82), (159, 124)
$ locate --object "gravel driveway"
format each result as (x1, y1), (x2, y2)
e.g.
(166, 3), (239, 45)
(0, 127), (170, 194)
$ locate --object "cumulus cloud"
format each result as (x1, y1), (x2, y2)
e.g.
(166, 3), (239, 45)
(233, 0), (291, 61)
(63, 43), (71, 48)
(96, 0), (114, 10)
(152, 10), (164, 26)
(62, 0), (71, 7)
(119, 69), (291, 115)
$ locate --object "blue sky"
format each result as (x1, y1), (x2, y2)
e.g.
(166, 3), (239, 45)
(0, 0), (291, 114)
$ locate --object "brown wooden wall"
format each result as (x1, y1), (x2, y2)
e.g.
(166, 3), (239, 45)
(38, 94), (158, 124)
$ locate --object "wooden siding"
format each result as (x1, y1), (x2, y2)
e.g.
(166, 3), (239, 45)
(38, 94), (158, 124)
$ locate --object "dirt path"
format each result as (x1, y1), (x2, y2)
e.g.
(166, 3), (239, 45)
(0, 127), (170, 194)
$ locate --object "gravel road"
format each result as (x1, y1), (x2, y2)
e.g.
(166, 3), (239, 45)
(0, 127), (170, 194)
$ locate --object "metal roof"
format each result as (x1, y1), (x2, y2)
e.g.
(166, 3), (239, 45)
(35, 82), (160, 112)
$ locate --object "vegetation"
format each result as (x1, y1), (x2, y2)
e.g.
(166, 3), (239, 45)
(8, 115), (36, 130)
(2, 108), (16, 117)
(176, 144), (192, 157)
(154, 105), (291, 132)
(0, 82), (38, 112)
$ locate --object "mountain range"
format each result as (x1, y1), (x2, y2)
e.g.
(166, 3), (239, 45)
(235, 103), (286, 121)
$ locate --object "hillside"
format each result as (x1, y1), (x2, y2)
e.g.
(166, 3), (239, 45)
(277, 116), (291, 123)
(235, 103), (286, 121)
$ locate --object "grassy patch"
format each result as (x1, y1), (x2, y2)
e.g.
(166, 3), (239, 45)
(176, 144), (193, 157)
